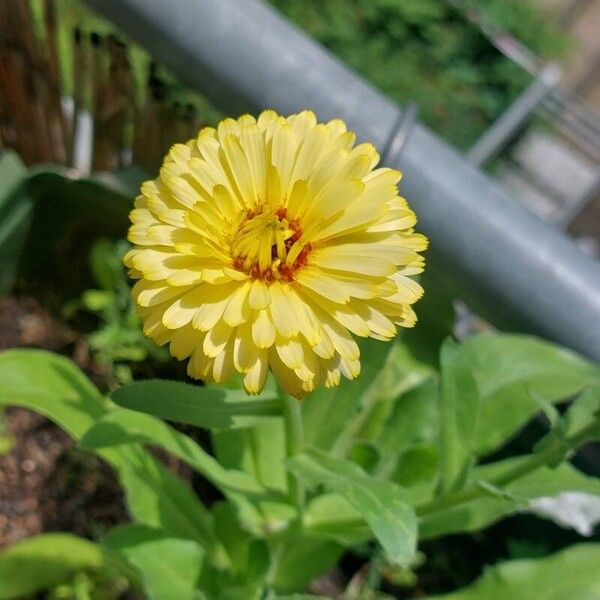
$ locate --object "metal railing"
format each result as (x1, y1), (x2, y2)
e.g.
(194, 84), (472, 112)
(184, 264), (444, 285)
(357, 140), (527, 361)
(84, 0), (600, 362)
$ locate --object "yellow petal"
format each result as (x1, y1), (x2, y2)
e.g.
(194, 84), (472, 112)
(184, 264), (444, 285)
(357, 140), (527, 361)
(252, 309), (276, 348)
(243, 350), (269, 394)
(249, 280), (271, 309)
(268, 281), (300, 338)
(223, 281), (251, 327)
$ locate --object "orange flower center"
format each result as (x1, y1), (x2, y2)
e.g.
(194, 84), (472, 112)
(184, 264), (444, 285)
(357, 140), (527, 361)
(231, 206), (312, 282)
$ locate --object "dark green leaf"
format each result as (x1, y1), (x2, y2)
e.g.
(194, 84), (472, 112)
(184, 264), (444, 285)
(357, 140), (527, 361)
(111, 379), (281, 429)
(16, 166), (143, 297)
(271, 537), (344, 594)
(392, 444), (439, 487)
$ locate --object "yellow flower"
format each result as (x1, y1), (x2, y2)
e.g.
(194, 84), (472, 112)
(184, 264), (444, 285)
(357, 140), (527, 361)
(125, 110), (427, 398)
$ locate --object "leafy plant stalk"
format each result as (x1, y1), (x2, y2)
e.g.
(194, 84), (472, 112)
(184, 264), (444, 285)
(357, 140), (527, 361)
(280, 391), (306, 515)
(415, 421), (598, 517)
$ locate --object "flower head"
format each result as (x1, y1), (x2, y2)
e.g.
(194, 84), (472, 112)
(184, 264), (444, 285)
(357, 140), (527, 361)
(125, 110), (427, 398)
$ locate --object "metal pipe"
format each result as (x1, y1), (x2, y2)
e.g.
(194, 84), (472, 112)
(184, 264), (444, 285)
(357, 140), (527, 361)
(467, 64), (561, 167)
(84, 0), (600, 362)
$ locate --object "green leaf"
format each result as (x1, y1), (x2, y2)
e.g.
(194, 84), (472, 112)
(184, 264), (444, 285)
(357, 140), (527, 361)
(392, 444), (439, 487)
(111, 379), (281, 429)
(81, 409), (270, 498)
(420, 459), (600, 539)
(304, 493), (370, 546)
(302, 337), (394, 450)
(88, 238), (126, 292)
(14, 166), (143, 297)
(104, 525), (203, 600)
(110, 445), (216, 549)
(273, 596), (330, 600)
(330, 341), (436, 457)
(288, 448), (417, 564)
(0, 349), (107, 438)
(212, 422), (287, 491)
(374, 378), (439, 475)
(0, 349), (216, 550)
(437, 337), (480, 493)
(427, 543), (600, 600)
(461, 334), (600, 455)
(270, 537), (344, 594)
(0, 151), (32, 295)
(212, 419), (294, 535)
(0, 533), (116, 600)
(400, 268), (456, 368)
(564, 385), (600, 441)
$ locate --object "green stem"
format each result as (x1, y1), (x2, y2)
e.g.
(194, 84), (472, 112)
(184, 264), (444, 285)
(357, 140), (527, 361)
(416, 422), (597, 517)
(280, 391), (305, 514)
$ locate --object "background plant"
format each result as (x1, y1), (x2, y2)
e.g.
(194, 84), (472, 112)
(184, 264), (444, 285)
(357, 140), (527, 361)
(0, 330), (598, 599)
(63, 238), (170, 384)
(268, 0), (570, 149)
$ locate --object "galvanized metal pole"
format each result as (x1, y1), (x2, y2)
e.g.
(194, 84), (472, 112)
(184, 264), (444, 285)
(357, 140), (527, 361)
(85, 0), (600, 362)
(468, 64), (562, 167)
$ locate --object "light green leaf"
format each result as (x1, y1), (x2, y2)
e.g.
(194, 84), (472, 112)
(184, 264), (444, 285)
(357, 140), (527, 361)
(104, 525), (203, 600)
(564, 385), (600, 440)
(213, 418), (288, 493)
(110, 446), (216, 549)
(461, 334), (600, 455)
(111, 379), (281, 429)
(0, 349), (107, 437)
(211, 419), (294, 536)
(288, 448), (417, 564)
(304, 493), (370, 546)
(420, 459), (600, 539)
(427, 543), (600, 600)
(81, 409), (270, 498)
(0, 533), (117, 600)
(438, 337), (480, 493)
(0, 349), (216, 550)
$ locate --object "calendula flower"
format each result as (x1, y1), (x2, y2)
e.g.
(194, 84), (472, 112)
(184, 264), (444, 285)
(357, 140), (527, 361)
(125, 110), (427, 398)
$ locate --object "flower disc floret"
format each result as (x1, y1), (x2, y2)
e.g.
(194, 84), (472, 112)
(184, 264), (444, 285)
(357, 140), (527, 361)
(125, 110), (428, 398)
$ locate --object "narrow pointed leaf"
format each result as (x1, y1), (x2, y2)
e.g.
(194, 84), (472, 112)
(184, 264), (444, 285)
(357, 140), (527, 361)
(288, 448), (417, 564)
(111, 379), (281, 429)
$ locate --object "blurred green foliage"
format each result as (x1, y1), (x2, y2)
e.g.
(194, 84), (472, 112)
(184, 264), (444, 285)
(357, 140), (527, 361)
(64, 239), (169, 384)
(268, 0), (570, 149)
